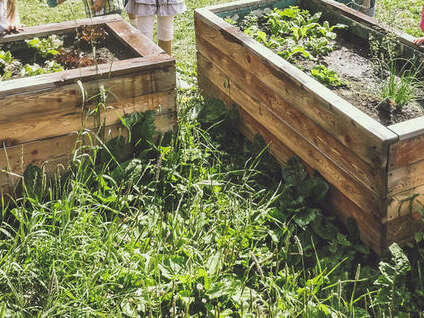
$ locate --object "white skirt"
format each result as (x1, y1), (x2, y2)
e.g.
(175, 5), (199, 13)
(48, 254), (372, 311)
(126, 0), (186, 17)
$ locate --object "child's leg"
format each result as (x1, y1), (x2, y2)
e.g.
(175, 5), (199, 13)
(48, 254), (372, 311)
(136, 15), (155, 40)
(128, 13), (136, 27)
(157, 16), (174, 55)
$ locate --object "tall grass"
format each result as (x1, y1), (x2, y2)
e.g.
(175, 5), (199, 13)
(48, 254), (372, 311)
(0, 92), (423, 316)
(2, 0), (424, 316)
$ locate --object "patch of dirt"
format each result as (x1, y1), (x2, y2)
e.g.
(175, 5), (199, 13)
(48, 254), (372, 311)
(0, 25), (138, 80)
(294, 35), (424, 126)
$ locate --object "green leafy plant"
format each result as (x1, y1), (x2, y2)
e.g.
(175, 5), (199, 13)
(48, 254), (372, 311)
(26, 34), (64, 58)
(20, 60), (64, 77)
(0, 50), (22, 80)
(372, 243), (412, 313)
(310, 64), (344, 88)
(240, 6), (346, 62)
(381, 63), (422, 109)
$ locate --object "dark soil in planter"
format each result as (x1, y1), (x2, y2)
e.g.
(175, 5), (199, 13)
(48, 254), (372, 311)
(0, 25), (138, 80)
(296, 35), (424, 126)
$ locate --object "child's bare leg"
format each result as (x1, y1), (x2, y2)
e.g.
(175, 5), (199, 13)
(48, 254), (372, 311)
(136, 15), (154, 40)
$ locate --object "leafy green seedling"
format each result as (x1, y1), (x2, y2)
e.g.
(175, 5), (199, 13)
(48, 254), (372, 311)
(0, 50), (22, 80)
(310, 65), (344, 88)
(20, 60), (64, 78)
(26, 35), (64, 58)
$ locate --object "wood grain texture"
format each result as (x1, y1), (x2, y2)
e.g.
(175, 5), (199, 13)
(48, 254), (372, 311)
(388, 160), (424, 196)
(106, 20), (163, 57)
(197, 52), (385, 217)
(386, 214), (424, 245)
(386, 184), (424, 221)
(195, 10), (397, 170)
(389, 134), (424, 170)
(325, 186), (385, 255)
(0, 92), (176, 146)
(0, 55), (175, 98)
(0, 71), (176, 122)
(0, 112), (176, 189)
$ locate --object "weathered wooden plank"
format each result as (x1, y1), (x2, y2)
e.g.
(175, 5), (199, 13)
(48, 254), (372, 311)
(0, 112), (176, 188)
(0, 55), (175, 97)
(389, 135), (424, 170)
(388, 117), (424, 141)
(198, 52), (385, 217)
(195, 10), (397, 170)
(106, 20), (163, 57)
(0, 92), (175, 146)
(0, 14), (123, 44)
(388, 160), (424, 196)
(0, 71), (176, 122)
(197, 43), (387, 196)
(386, 214), (424, 245)
(386, 184), (424, 221)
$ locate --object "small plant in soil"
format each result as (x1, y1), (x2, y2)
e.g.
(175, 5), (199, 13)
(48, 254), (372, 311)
(381, 65), (422, 109)
(76, 25), (108, 49)
(25, 34), (63, 58)
(0, 50), (21, 80)
(370, 35), (424, 110)
(310, 64), (344, 88)
(0, 25), (131, 81)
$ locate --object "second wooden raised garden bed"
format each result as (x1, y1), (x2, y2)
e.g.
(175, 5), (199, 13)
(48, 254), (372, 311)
(0, 15), (176, 193)
(195, 0), (424, 254)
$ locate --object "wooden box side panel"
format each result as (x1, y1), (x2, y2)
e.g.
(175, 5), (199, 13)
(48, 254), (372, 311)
(106, 20), (163, 57)
(386, 119), (424, 218)
(0, 65), (176, 146)
(195, 9), (396, 167)
(198, 74), (385, 254)
(195, 11), (389, 216)
(0, 112), (177, 192)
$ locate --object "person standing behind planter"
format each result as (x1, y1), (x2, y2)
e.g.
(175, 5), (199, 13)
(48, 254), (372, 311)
(0, 0), (21, 34)
(413, 5), (424, 45)
(49, 0), (123, 17)
(359, 0), (376, 17)
(125, 0), (186, 56)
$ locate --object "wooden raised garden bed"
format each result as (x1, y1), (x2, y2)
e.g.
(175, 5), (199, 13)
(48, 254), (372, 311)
(195, 0), (424, 254)
(0, 15), (176, 193)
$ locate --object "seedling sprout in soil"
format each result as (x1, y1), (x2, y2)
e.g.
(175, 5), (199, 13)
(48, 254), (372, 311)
(228, 6), (424, 126)
(0, 25), (133, 81)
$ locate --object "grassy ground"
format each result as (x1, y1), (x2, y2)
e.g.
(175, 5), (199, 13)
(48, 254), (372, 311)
(0, 0), (423, 317)
(375, 0), (423, 37)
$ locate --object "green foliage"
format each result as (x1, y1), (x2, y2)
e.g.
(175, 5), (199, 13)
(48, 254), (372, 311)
(311, 64), (344, 88)
(23, 164), (44, 198)
(19, 60), (64, 77)
(0, 50), (21, 80)
(373, 243), (412, 313)
(239, 6), (346, 62)
(381, 65), (422, 109)
(25, 35), (64, 58)
(0, 50), (14, 69)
